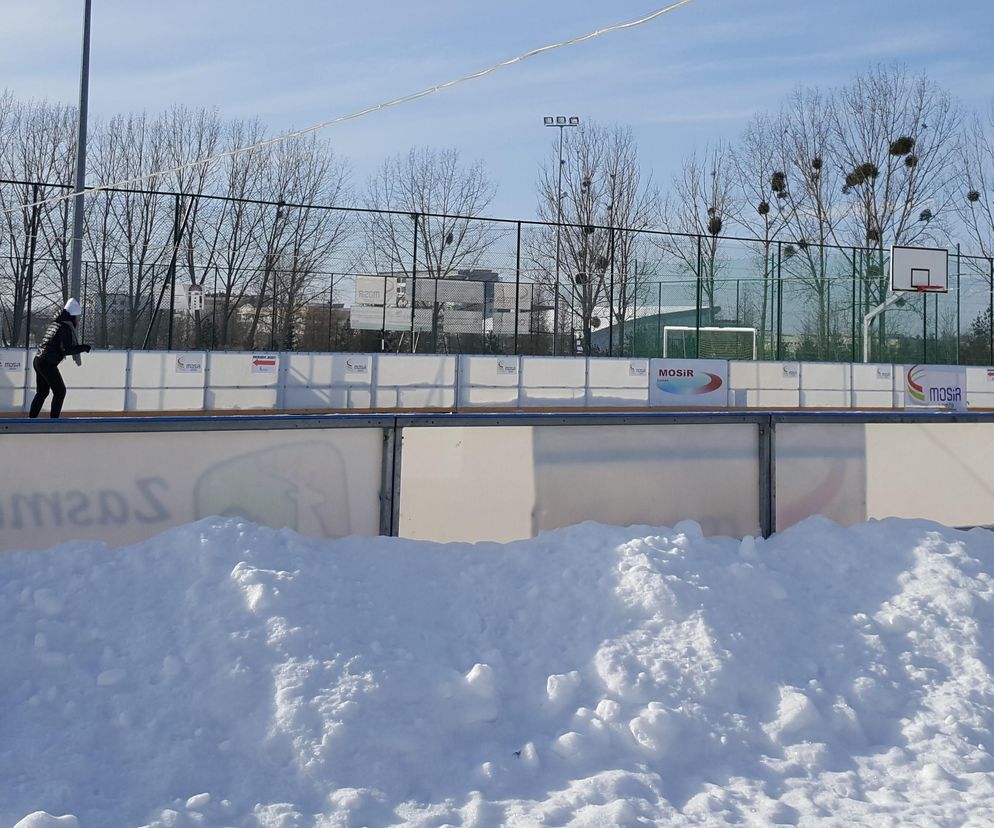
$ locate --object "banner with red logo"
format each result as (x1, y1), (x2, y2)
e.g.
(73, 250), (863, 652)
(648, 359), (729, 407)
(904, 364), (966, 411)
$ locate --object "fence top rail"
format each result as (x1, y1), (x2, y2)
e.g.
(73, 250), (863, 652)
(2, 178), (986, 260)
(5, 409), (994, 435)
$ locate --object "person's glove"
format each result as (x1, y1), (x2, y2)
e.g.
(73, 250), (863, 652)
(81, 344), (92, 353)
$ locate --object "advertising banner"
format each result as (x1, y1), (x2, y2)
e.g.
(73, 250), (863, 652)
(1, 351), (25, 371)
(354, 276), (400, 306)
(175, 354), (203, 374)
(434, 280), (484, 305)
(648, 359), (729, 407)
(904, 364), (967, 411)
(493, 283), (532, 312)
(251, 353), (279, 374)
(349, 306), (431, 332)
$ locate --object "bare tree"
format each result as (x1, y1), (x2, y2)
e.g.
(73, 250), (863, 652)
(364, 147), (496, 276)
(532, 123), (656, 354)
(732, 111), (796, 355)
(103, 112), (171, 346)
(832, 65), (960, 356)
(834, 65), (960, 248)
(959, 102), (994, 258)
(659, 142), (737, 320)
(778, 89), (849, 358)
(246, 135), (351, 350)
(193, 120), (269, 348)
(0, 98), (76, 345)
(363, 147), (497, 351)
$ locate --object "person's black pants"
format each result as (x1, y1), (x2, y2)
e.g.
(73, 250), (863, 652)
(29, 357), (67, 418)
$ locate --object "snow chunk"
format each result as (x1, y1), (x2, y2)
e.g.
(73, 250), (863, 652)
(546, 670), (581, 706)
(629, 703), (679, 756)
(13, 814), (79, 828)
(185, 792), (210, 810)
(32, 589), (63, 616)
(765, 686), (823, 745)
(97, 668), (126, 687)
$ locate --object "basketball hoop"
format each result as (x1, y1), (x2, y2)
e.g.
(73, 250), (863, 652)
(913, 284), (944, 294)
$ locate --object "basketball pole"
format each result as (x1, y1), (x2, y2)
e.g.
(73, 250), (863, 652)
(863, 293), (906, 362)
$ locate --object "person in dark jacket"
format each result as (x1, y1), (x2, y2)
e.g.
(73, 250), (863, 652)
(28, 298), (91, 419)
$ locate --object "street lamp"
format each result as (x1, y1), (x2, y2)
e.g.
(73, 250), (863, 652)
(543, 115), (579, 355)
(69, 0), (93, 304)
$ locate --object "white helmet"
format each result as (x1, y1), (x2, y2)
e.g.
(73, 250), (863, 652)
(64, 298), (81, 316)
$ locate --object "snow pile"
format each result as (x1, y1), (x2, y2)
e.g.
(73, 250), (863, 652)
(4, 517), (994, 827)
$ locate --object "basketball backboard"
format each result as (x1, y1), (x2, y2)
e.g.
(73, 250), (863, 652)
(890, 245), (948, 293)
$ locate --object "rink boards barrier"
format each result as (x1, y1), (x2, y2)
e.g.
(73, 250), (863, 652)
(3, 411), (994, 553)
(5, 350), (994, 414)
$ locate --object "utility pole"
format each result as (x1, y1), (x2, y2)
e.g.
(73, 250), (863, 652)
(543, 115), (579, 355)
(69, 0), (93, 302)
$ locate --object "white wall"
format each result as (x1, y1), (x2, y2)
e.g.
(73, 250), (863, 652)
(4, 349), (994, 415)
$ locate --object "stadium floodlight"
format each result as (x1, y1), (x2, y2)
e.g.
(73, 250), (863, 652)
(542, 115), (581, 355)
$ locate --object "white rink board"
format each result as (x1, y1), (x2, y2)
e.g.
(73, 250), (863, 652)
(520, 357), (587, 388)
(4, 348), (994, 415)
(0, 427), (384, 553)
(129, 352), (207, 389)
(375, 355), (456, 386)
(207, 352), (280, 387)
(0, 349), (29, 411)
(459, 355), (521, 387)
(800, 362), (851, 408)
(851, 363), (895, 408)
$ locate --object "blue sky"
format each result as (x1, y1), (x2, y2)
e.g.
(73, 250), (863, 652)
(2, 0), (992, 218)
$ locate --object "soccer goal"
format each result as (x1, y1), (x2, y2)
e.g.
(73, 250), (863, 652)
(662, 326), (757, 360)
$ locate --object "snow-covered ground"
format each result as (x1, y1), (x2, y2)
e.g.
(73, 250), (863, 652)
(5, 517), (994, 827)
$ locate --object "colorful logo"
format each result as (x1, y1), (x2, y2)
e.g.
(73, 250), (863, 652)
(906, 364), (926, 402)
(655, 369), (723, 395)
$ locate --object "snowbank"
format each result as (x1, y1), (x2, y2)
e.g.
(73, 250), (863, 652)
(4, 517), (994, 826)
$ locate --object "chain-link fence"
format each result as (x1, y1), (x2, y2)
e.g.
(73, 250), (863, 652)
(2, 178), (992, 364)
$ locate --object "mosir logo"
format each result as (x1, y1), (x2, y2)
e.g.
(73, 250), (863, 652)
(175, 355), (202, 374)
(906, 364), (964, 407)
(345, 357), (368, 374)
(655, 368), (723, 394)
(497, 359), (517, 375)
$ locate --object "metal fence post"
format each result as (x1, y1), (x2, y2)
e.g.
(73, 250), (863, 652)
(379, 421), (401, 537)
(657, 281), (662, 354)
(410, 213), (419, 354)
(695, 234), (702, 359)
(24, 182), (40, 349)
(167, 193), (180, 350)
(759, 415), (775, 538)
(851, 249), (857, 363)
(608, 226), (615, 357)
(948, 242), (963, 365)
(211, 265), (218, 350)
(514, 221), (521, 355)
(776, 241), (783, 361)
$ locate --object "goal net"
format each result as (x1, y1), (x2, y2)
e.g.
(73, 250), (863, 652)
(662, 326), (757, 360)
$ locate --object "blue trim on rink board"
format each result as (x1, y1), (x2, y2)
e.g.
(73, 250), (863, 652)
(3, 409), (993, 435)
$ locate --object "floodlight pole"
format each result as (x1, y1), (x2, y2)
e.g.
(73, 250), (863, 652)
(69, 0), (93, 303)
(544, 116), (578, 355)
(863, 292), (905, 362)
